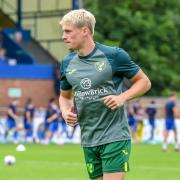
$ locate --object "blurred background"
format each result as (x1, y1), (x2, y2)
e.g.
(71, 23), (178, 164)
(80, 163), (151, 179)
(0, 0), (180, 180)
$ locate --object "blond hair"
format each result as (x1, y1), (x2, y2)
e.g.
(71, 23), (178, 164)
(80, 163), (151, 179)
(59, 9), (96, 35)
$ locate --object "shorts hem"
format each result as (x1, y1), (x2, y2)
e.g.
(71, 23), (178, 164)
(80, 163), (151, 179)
(104, 169), (130, 173)
(90, 174), (103, 179)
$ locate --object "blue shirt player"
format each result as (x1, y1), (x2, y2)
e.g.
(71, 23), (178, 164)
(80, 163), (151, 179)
(4, 100), (19, 143)
(44, 98), (55, 130)
(43, 98), (59, 144)
(23, 98), (35, 143)
(162, 93), (179, 152)
(127, 104), (137, 142)
(146, 100), (157, 141)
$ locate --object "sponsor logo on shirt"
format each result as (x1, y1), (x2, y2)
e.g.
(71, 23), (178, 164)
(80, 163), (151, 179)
(74, 87), (108, 100)
(75, 78), (109, 100)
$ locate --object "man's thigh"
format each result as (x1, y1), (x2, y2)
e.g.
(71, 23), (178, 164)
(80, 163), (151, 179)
(83, 146), (103, 179)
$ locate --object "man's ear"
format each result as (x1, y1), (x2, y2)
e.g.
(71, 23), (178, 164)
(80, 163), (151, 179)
(82, 26), (89, 36)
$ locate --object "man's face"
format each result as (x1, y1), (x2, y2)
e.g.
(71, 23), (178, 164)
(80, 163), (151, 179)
(61, 23), (84, 50)
(13, 100), (19, 106)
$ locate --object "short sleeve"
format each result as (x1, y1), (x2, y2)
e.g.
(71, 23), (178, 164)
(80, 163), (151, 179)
(60, 59), (72, 90)
(115, 48), (140, 79)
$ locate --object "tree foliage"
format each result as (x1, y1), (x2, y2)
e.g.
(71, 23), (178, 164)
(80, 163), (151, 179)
(84, 0), (180, 96)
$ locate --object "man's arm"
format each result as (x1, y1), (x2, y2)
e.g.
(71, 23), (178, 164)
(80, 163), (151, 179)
(7, 108), (18, 120)
(59, 90), (78, 126)
(103, 70), (151, 110)
(173, 106), (179, 118)
(120, 69), (151, 101)
(47, 114), (59, 123)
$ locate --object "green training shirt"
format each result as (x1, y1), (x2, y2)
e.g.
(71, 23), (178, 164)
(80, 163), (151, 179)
(60, 42), (140, 147)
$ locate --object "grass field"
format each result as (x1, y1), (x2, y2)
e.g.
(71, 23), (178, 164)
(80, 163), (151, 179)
(0, 144), (180, 180)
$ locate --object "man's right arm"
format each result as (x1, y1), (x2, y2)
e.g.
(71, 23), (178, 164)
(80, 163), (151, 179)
(59, 90), (77, 126)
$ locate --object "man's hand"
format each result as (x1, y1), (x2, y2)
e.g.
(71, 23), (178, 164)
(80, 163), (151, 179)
(62, 107), (78, 127)
(103, 95), (125, 110)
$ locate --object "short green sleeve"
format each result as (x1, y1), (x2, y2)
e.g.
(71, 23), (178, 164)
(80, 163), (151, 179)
(114, 48), (140, 79)
(60, 58), (72, 90)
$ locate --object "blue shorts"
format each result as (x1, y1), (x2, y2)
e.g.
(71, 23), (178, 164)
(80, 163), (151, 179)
(44, 120), (50, 129)
(47, 121), (59, 133)
(128, 115), (136, 126)
(24, 123), (33, 130)
(149, 119), (155, 128)
(6, 119), (16, 129)
(128, 116), (137, 131)
(165, 119), (176, 130)
(24, 120), (33, 130)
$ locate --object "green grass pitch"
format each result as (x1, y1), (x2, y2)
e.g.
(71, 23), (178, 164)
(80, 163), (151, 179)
(0, 144), (180, 180)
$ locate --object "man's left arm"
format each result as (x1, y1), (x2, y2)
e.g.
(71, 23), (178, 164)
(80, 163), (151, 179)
(103, 70), (151, 110)
(120, 69), (151, 101)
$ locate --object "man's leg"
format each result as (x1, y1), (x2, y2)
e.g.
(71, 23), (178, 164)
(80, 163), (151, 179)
(83, 147), (103, 180)
(162, 130), (169, 151)
(26, 126), (33, 143)
(4, 128), (9, 140)
(150, 120), (155, 141)
(45, 123), (56, 144)
(4, 120), (11, 141)
(173, 129), (179, 151)
(13, 129), (18, 144)
(104, 172), (125, 180)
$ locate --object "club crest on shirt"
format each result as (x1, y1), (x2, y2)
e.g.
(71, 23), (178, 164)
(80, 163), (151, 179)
(95, 61), (106, 72)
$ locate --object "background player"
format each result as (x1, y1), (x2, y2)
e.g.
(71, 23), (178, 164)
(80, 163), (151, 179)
(146, 100), (157, 141)
(3, 99), (19, 143)
(23, 98), (35, 143)
(162, 93), (179, 152)
(43, 98), (60, 144)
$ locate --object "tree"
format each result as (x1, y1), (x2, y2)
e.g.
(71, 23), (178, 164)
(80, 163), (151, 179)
(84, 0), (180, 96)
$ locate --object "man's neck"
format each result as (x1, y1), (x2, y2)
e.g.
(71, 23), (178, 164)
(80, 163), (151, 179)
(77, 39), (95, 57)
